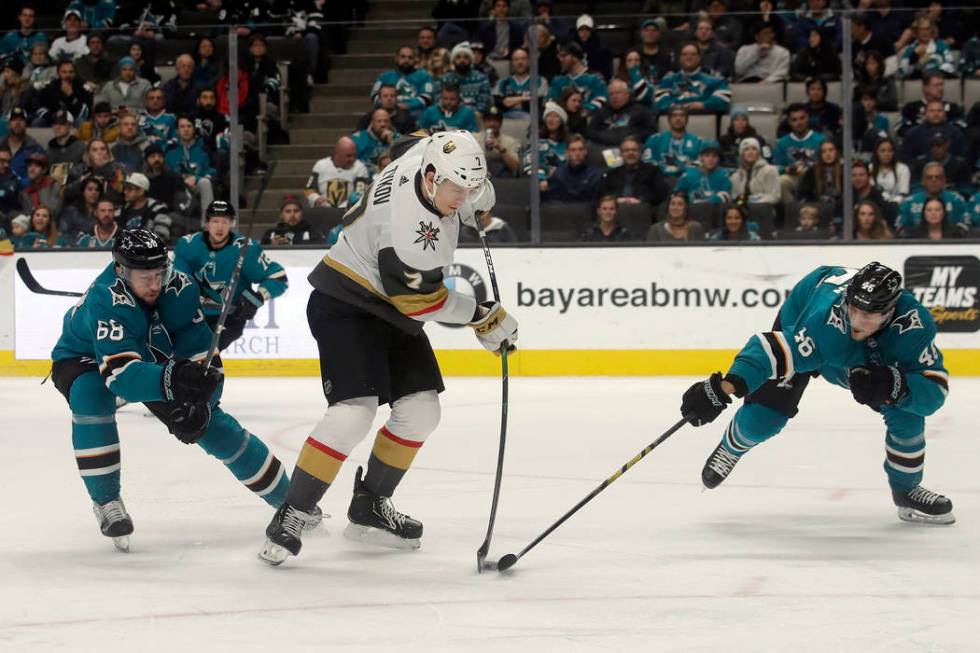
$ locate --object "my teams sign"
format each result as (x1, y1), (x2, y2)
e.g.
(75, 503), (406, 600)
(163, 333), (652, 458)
(904, 256), (980, 333)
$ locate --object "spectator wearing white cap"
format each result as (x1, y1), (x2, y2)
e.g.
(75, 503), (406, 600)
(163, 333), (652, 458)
(48, 10), (90, 61)
(729, 137), (781, 205)
(117, 171), (172, 242)
(523, 101), (569, 179)
(572, 14), (613, 81)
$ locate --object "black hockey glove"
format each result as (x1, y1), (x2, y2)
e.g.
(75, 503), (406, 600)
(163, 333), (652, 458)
(168, 401), (212, 444)
(161, 358), (223, 404)
(848, 365), (909, 409)
(235, 293), (263, 321)
(680, 372), (731, 426)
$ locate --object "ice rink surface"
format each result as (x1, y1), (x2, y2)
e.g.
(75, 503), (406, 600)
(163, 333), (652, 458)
(1, 375), (977, 652)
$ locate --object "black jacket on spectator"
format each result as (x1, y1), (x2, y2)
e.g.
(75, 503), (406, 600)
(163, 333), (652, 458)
(477, 20), (527, 59)
(117, 198), (173, 241)
(0, 169), (22, 216)
(74, 53), (114, 88)
(162, 77), (203, 117)
(855, 74), (898, 112)
(112, 137), (150, 174)
(573, 32), (614, 82)
(779, 101), (842, 137)
(64, 161), (126, 206)
(47, 135), (87, 168)
(59, 204), (98, 241)
(597, 161), (670, 207)
(580, 224), (632, 242)
(700, 42), (735, 80)
(898, 100), (966, 136)
(587, 101), (656, 146)
(867, 10), (908, 50)
(545, 161), (602, 203)
(791, 44), (842, 81)
(899, 123), (967, 164)
(854, 186), (898, 225)
(432, 0), (481, 30)
(260, 218), (325, 245)
(538, 40), (562, 81)
(35, 79), (93, 124)
(145, 165), (187, 213)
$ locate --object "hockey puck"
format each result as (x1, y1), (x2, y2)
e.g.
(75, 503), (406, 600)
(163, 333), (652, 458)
(496, 553), (518, 572)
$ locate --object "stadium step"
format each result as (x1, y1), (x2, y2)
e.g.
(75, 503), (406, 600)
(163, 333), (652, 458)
(270, 144), (334, 160)
(330, 68), (391, 86)
(308, 97), (374, 112)
(332, 54), (395, 70)
(244, 175), (311, 192)
(289, 112), (364, 129)
(264, 159), (323, 176)
(287, 127), (356, 145)
(312, 82), (375, 98)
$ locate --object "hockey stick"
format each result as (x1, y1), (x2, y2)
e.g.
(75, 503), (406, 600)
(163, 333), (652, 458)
(492, 415), (693, 573)
(202, 236), (250, 369)
(474, 219), (511, 574)
(15, 258), (84, 297)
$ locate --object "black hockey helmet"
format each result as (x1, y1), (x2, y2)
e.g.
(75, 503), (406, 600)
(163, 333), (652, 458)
(845, 262), (902, 314)
(206, 200), (236, 222)
(112, 229), (169, 270)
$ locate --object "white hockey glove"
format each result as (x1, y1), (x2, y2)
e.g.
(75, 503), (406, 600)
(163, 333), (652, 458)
(458, 179), (496, 229)
(469, 301), (518, 354)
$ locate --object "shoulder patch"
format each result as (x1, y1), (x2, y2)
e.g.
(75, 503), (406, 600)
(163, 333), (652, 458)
(399, 175), (410, 186)
(826, 303), (846, 334)
(166, 271), (192, 296)
(108, 278), (136, 308)
(890, 308), (924, 335)
(414, 220), (440, 251)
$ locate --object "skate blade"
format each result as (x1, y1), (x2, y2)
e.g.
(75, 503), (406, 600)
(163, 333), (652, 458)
(897, 507), (956, 525)
(343, 523), (421, 550)
(112, 535), (130, 552)
(303, 510), (330, 532)
(257, 539), (292, 566)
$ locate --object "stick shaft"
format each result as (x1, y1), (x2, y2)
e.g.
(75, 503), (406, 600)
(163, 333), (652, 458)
(514, 416), (690, 562)
(15, 258), (83, 297)
(475, 223), (509, 570)
(203, 238), (249, 369)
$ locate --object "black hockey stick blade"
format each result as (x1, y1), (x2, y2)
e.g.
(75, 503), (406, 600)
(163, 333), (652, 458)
(494, 415), (693, 573)
(16, 258), (83, 297)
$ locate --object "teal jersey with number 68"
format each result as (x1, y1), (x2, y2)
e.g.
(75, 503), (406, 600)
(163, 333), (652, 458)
(727, 266), (949, 417)
(52, 264), (213, 402)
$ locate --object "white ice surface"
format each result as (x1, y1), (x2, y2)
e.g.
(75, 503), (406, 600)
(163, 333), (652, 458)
(1, 376), (977, 652)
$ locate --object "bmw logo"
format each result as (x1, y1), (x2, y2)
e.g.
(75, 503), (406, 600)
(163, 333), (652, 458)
(439, 264), (487, 328)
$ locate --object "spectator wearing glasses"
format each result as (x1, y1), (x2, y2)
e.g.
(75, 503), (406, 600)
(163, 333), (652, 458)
(597, 135), (669, 207)
(586, 79), (656, 147)
(897, 162), (968, 233)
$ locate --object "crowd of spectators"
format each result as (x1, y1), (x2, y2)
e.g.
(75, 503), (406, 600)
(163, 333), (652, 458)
(0, 0), (356, 250)
(286, 0), (980, 245)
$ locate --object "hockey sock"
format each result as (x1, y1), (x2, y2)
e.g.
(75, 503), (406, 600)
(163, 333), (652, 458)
(363, 391), (440, 497)
(363, 426), (424, 497)
(197, 408), (287, 507)
(70, 371), (121, 504)
(883, 428), (925, 492)
(288, 437), (347, 511)
(720, 403), (789, 455)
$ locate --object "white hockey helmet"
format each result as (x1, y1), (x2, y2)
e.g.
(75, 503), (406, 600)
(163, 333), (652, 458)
(421, 130), (487, 191)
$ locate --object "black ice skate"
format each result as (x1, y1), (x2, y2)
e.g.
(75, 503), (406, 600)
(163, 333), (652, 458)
(93, 499), (134, 552)
(258, 503), (321, 566)
(892, 486), (955, 525)
(343, 466), (422, 550)
(701, 442), (743, 490)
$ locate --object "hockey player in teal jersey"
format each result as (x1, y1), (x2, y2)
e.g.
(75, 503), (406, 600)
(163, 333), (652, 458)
(173, 201), (288, 351)
(680, 262), (955, 524)
(51, 229), (295, 551)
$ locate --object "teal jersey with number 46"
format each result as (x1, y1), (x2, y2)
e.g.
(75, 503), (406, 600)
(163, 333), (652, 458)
(727, 266), (949, 417)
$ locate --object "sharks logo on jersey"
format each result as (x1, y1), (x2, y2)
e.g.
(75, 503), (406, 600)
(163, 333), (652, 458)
(827, 303), (846, 334)
(109, 279), (136, 308)
(891, 308), (924, 335)
(166, 271), (192, 297)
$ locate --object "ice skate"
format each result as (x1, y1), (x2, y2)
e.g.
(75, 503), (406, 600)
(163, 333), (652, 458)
(258, 503), (320, 566)
(701, 442), (743, 490)
(93, 499), (134, 552)
(893, 486), (955, 525)
(343, 466), (422, 550)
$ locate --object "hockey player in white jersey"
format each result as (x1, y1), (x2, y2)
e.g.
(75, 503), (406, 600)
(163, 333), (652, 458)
(259, 130), (518, 565)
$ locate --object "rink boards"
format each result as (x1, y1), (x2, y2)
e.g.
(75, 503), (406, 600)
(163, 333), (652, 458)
(2, 243), (978, 376)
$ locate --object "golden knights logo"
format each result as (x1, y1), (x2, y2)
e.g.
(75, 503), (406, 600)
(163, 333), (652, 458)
(414, 221), (440, 251)
(442, 140), (457, 154)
